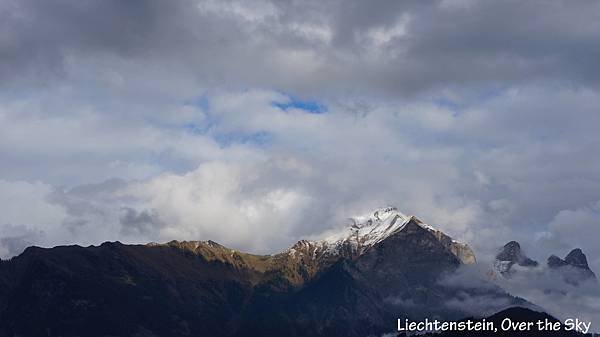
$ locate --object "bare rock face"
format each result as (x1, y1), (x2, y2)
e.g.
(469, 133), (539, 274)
(547, 248), (596, 285)
(547, 254), (569, 268)
(450, 241), (478, 265)
(494, 241), (538, 276)
(565, 248), (592, 270)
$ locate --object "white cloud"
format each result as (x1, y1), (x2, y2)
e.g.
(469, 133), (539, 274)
(495, 266), (600, 331)
(0, 180), (65, 227)
(1, 86), (599, 263)
(541, 202), (600, 272)
(197, 0), (278, 24)
(121, 160), (314, 252)
(0, 180), (66, 258)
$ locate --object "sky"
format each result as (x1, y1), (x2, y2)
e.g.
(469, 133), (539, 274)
(1, 0), (600, 280)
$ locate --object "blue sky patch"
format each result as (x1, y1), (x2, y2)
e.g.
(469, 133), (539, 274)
(272, 96), (327, 114)
(185, 94), (210, 112)
(213, 131), (272, 147)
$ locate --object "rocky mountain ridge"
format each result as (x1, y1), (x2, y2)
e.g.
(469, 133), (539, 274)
(547, 248), (597, 285)
(493, 241), (596, 285)
(493, 241), (538, 275)
(0, 207), (519, 337)
(147, 207), (477, 288)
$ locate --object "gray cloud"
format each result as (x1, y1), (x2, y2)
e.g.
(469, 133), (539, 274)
(0, 224), (44, 259)
(2, 0), (600, 97)
(494, 265), (600, 330)
(437, 264), (529, 317)
(435, 264), (600, 332)
(119, 207), (164, 237)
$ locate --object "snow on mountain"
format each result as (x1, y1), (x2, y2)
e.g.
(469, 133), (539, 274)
(319, 206), (410, 251)
(290, 206), (476, 264)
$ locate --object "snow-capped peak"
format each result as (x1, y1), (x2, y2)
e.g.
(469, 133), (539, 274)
(351, 206), (408, 226)
(286, 206), (476, 265)
(325, 207), (408, 241)
(312, 206), (413, 255)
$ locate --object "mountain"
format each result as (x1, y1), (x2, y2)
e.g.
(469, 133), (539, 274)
(281, 207), (476, 274)
(547, 248), (596, 285)
(492, 242), (597, 285)
(494, 241), (538, 276)
(0, 207), (519, 337)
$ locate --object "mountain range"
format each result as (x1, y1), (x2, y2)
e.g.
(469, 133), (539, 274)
(493, 241), (597, 286)
(0, 207), (590, 336)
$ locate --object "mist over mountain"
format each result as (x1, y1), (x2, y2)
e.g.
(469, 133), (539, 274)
(493, 241), (596, 284)
(489, 241), (600, 333)
(547, 249), (597, 285)
(494, 241), (539, 276)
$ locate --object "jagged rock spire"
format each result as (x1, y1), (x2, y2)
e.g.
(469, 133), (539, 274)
(494, 241), (538, 275)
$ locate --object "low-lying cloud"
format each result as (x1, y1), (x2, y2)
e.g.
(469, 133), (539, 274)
(495, 266), (600, 331)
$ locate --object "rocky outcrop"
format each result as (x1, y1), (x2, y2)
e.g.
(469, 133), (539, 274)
(494, 241), (538, 275)
(493, 241), (597, 287)
(547, 248), (596, 285)
(565, 248), (593, 270)
(547, 254), (569, 268)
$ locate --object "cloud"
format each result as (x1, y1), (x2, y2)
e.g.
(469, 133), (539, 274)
(1, 85), (600, 262)
(438, 265), (525, 317)
(539, 202), (600, 272)
(119, 207), (164, 237)
(494, 265), (600, 331)
(0, 224), (44, 259)
(2, 0), (600, 97)
(436, 264), (600, 332)
(0, 180), (65, 258)
(120, 160), (315, 252)
(0, 180), (65, 227)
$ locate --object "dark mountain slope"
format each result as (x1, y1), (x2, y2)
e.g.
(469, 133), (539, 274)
(0, 242), (257, 337)
(0, 208), (523, 337)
